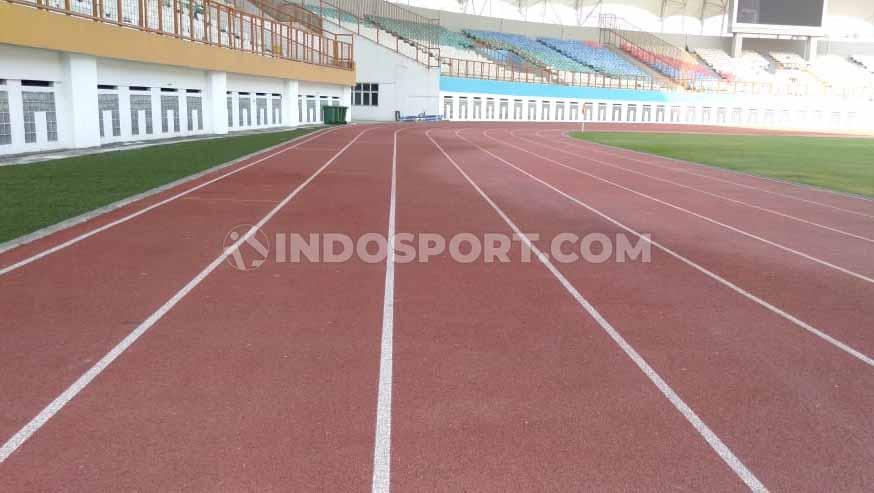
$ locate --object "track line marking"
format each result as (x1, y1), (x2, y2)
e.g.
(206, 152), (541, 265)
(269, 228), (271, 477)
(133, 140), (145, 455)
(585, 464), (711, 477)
(371, 129), (401, 493)
(483, 132), (874, 285)
(426, 129), (769, 492)
(550, 130), (874, 219)
(0, 127), (340, 277)
(506, 131), (874, 244)
(450, 129), (874, 369)
(0, 128), (373, 465)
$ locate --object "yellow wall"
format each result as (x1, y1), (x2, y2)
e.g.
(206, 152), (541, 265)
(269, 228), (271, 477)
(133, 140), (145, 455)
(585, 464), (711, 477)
(0, 2), (355, 86)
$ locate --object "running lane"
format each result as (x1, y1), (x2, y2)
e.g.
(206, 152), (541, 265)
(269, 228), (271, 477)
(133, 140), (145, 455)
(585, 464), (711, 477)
(0, 125), (393, 490)
(0, 127), (362, 444)
(388, 127), (749, 491)
(477, 127), (874, 358)
(445, 126), (874, 491)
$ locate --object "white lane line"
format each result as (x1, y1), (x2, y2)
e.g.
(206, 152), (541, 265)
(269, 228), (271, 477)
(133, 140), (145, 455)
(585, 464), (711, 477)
(551, 130), (874, 219)
(452, 129), (874, 369)
(0, 127), (341, 277)
(426, 129), (769, 492)
(507, 131), (874, 244)
(0, 128), (372, 465)
(371, 129), (401, 493)
(483, 132), (874, 285)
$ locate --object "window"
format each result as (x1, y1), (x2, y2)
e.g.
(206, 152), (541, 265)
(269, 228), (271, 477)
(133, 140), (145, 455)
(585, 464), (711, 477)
(256, 97), (268, 125)
(239, 95), (251, 127)
(272, 96), (282, 125)
(0, 91), (10, 145)
(352, 83), (379, 107)
(161, 95), (180, 133)
(98, 93), (121, 137)
(130, 94), (153, 135)
(22, 91), (58, 143)
(187, 96), (203, 131)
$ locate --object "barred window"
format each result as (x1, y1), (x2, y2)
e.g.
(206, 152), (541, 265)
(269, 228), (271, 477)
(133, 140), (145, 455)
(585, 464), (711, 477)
(239, 96), (251, 127)
(187, 96), (203, 131)
(272, 96), (282, 125)
(98, 93), (121, 137)
(22, 91), (58, 143)
(256, 97), (267, 125)
(130, 94), (153, 135)
(352, 83), (378, 107)
(161, 95), (180, 133)
(227, 96), (233, 128)
(0, 91), (10, 146)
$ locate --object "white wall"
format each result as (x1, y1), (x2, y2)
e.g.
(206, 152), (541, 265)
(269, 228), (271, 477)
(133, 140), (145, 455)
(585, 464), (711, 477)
(439, 89), (874, 132)
(351, 34), (440, 121)
(0, 44), (349, 156)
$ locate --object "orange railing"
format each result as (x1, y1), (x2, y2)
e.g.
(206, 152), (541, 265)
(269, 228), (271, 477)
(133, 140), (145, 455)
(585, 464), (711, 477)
(6, 0), (354, 70)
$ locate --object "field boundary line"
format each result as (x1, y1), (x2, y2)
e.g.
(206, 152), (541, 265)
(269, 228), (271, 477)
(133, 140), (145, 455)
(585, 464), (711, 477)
(0, 127), (339, 276)
(0, 127), (372, 464)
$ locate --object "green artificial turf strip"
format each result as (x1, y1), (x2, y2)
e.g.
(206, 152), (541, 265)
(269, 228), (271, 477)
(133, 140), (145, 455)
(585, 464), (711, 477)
(0, 127), (322, 243)
(570, 132), (874, 198)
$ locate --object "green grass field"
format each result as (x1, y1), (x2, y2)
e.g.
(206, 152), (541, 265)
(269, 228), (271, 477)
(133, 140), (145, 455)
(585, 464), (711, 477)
(570, 132), (874, 198)
(0, 127), (321, 244)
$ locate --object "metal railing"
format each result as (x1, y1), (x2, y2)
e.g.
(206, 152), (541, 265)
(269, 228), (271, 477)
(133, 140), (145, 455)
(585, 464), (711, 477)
(599, 13), (713, 82)
(6, 0), (354, 70)
(285, 0), (439, 68)
(441, 57), (667, 91)
(442, 56), (874, 99)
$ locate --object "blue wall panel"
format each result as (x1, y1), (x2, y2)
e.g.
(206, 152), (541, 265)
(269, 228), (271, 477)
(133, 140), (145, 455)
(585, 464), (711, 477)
(440, 77), (741, 106)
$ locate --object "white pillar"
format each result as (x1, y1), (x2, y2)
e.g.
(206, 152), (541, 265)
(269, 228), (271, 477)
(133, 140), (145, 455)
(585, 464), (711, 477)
(7, 80), (25, 150)
(60, 53), (99, 149)
(731, 34), (743, 58)
(206, 71), (228, 135)
(283, 79), (300, 127)
(342, 85), (352, 122)
(118, 86), (132, 139)
(805, 37), (818, 63)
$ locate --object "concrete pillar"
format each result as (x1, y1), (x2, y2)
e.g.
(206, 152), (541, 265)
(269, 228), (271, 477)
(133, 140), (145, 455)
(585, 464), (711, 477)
(805, 37), (818, 63)
(283, 79), (300, 127)
(6, 80), (25, 149)
(206, 71), (228, 135)
(731, 34), (744, 58)
(118, 86), (132, 140)
(342, 85), (352, 122)
(60, 53), (99, 149)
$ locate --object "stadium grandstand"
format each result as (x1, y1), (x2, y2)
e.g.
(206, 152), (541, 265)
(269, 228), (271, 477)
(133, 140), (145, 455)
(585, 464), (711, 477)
(2, 0), (874, 155)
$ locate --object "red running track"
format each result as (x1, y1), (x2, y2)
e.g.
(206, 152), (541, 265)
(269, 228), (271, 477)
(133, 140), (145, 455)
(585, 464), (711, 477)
(0, 122), (872, 491)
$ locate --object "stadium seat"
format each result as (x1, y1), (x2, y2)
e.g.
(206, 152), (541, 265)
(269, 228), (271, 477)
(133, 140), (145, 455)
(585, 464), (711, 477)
(464, 30), (593, 73)
(539, 38), (648, 79)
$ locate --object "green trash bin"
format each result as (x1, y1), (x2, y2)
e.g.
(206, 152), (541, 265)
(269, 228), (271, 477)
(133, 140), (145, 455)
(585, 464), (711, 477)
(323, 106), (348, 125)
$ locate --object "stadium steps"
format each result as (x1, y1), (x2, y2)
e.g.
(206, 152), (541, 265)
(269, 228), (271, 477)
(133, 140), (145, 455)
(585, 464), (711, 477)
(604, 45), (678, 88)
